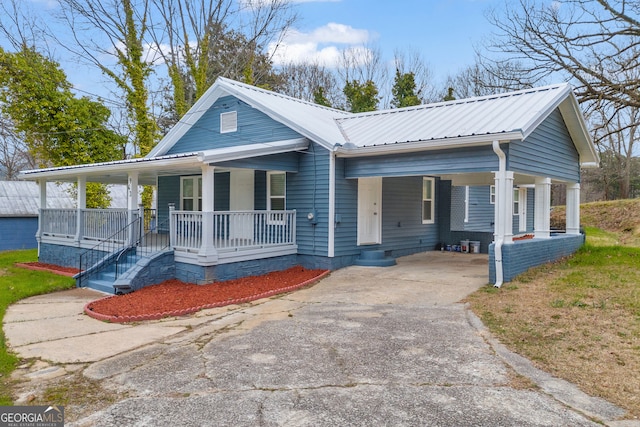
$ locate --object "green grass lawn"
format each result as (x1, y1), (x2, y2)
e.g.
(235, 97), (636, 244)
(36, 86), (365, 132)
(0, 249), (75, 405)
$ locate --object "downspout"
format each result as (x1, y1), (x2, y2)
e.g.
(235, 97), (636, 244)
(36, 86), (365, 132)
(328, 149), (336, 258)
(492, 141), (505, 288)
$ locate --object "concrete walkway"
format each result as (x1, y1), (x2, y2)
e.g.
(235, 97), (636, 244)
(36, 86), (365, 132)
(4, 251), (635, 426)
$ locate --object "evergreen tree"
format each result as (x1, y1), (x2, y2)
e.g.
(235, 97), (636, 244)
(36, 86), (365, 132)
(343, 80), (379, 113)
(391, 70), (421, 108)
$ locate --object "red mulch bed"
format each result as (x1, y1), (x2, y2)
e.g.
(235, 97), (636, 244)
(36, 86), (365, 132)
(513, 234), (534, 241)
(15, 262), (81, 277)
(85, 266), (329, 323)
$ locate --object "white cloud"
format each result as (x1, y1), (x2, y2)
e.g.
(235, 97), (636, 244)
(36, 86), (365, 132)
(269, 22), (373, 68)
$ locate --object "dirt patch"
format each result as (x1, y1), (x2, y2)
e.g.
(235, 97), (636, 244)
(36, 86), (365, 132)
(85, 266), (329, 322)
(465, 262), (640, 418)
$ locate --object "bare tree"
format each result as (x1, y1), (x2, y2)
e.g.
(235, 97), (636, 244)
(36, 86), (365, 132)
(147, 0), (296, 118)
(277, 61), (342, 107)
(392, 49), (434, 104)
(487, 0), (640, 109)
(0, 116), (34, 180)
(337, 44), (389, 107)
(442, 56), (534, 100)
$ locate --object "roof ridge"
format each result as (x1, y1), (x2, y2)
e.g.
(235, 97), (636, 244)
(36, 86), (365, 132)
(217, 77), (351, 115)
(336, 83), (571, 122)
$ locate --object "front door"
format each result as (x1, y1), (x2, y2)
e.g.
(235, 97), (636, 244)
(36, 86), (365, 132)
(357, 177), (382, 245)
(229, 169), (254, 240)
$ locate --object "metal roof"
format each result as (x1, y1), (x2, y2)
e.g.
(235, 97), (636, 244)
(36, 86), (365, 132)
(333, 83), (598, 165)
(149, 77), (350, 157)
(0, 181), (129, 217)
(335, 84), (570, 146)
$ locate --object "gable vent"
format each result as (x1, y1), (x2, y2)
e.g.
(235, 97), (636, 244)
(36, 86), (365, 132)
(220, 111), (237, 133)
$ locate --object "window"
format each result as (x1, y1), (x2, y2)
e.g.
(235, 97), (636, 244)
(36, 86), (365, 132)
(490, 185), (496, 204)
(513, 188), (520, 216)
(268, 172), (286, 210)
(181, 176), (202, 211)
(422, 177), (435, 224)
(220, 111), (237, 133)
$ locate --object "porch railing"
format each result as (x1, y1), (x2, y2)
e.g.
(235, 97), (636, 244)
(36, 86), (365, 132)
(41, 208), (77, 238)
(171, 210), (297, 253)
(82, 209), (129, 242)
(40, 208), (296, 258)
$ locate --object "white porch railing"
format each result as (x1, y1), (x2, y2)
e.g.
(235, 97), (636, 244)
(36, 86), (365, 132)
(40, 208), (134, 243)
(82, 209), (130, 242)
(40, 208), (297, 262)
(170, 210), (297, 254)
(41, 209), (78, 238)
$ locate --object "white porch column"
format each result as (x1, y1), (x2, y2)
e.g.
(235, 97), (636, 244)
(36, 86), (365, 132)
(494, 171), (514, 244)
(534, 177), (552, 239)
(36, 180), (47, 254)
(128, 172), (140, 245)
(198, 164), (218, 262)
(75, 176), (87, 242)
(566, 182), (581, 235)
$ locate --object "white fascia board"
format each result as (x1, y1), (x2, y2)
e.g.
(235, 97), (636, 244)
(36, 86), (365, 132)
(334, 132), (523, 157)
(518, 83), (573, 140)
(557, 95), (600, 166)
(18, 154), (201, 181)
(197, 138), (309, 163)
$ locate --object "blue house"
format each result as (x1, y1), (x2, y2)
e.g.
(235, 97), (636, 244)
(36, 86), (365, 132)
(19, 78), (599, 293)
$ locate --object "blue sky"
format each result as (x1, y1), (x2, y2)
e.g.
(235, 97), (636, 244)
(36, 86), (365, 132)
(274, 0), (502, 78)
(16, 0), (504, 100)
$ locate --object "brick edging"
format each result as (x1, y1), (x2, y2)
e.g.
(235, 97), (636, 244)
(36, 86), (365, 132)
(14, 263), (79, 277)
(84, 270), (330, 323)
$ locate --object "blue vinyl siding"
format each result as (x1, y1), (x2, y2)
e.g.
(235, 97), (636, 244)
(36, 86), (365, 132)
(157, 176), (180, 229)
(333, 175), (439, 257)
(344, 145), (499, 178)
(0, 217), (38, 250)
(167, 96), (303, 155)
(379, 176), (439, 252)
(333, 157), (359, 257)
(287, 143), (330, 256)
(467, 186), (495, 232)
(509, 109), (580, 182)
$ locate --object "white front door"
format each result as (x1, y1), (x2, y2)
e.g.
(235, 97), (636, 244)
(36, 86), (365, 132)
(357, 177), (382, 245)
(229, 169), (254, 240)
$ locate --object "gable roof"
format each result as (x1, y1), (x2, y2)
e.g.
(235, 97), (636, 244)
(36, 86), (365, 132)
(149, 77), (350, 157)
(150, 79), (597, 167)
(334, 83), (598, 165)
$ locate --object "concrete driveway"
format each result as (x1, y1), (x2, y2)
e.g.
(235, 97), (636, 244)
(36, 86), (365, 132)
(4, 251), (632, 426)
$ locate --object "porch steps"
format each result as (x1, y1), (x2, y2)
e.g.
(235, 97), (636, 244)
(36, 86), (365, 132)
(354, 250), (396, 267)
(84, 251), (140, 295)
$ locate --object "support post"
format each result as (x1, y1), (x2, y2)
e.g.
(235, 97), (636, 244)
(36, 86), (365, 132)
(168, 203), (175, 249)
(534, 177), (552, 239)
(75, 176), (86, 243)
(198, 164), (218, 263)
(36, 180), (47, 256)
(128, 172), (139, 245)
(566, 182), (581, 235)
